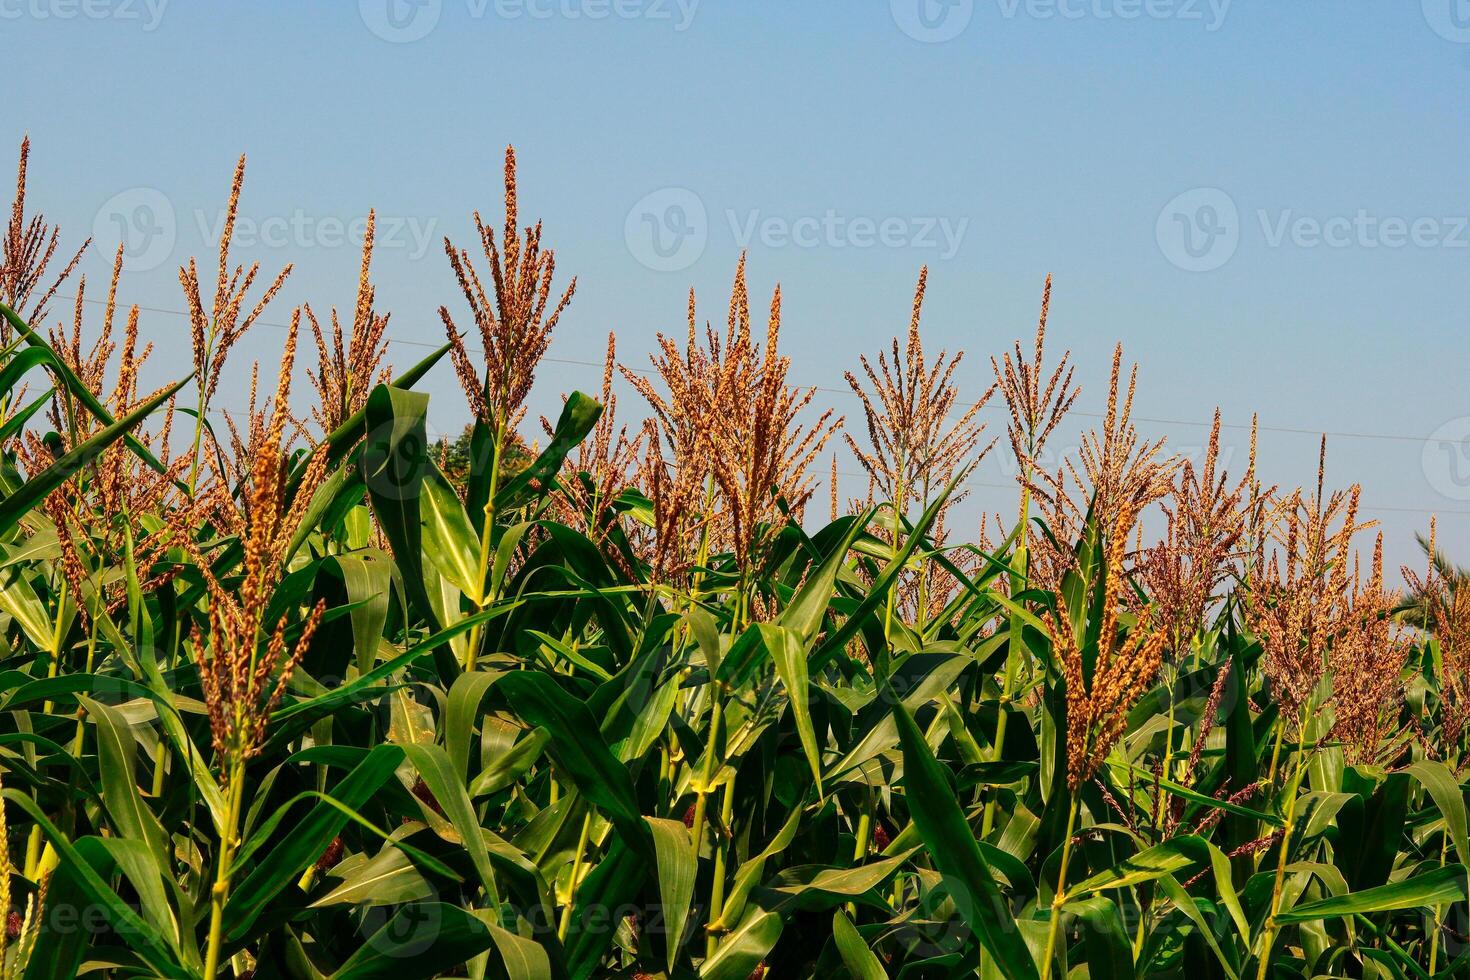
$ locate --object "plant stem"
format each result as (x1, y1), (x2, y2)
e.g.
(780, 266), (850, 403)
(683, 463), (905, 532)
(68, 623), (100, 756)
(557, 811), (594, 942)
(1132, 894), (1148, 960)
(1429, 832), (1449, 974)
(202, 762), (245, 980)
(1265, 718), (1287, 788)
(1255, 707), (1309, 980)
(705, 772), (737, 958)
(882, 470), (907, 647)
(465, 424), (505, 671)
(187, 322), (220, 497)
(1253, 713), (1291, 877)
(1039, 790), (1080, 980)
(847, 784), (875, 917)
(686, 475), (718, 609)
(24, 581), (70, 879)
(853, 785), (874, 861)
(1158, 667), (1178, 831)
(688, 691), (724, 862)
(981, 492), (1029, 839)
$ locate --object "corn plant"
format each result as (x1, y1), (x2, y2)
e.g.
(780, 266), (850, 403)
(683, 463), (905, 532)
(0, 140), (1465, 980)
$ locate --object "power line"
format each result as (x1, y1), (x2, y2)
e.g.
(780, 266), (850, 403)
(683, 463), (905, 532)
(35, 290), (1466, 520)
(54, 292), (1447, 448)
(823, 466), (1470, 519)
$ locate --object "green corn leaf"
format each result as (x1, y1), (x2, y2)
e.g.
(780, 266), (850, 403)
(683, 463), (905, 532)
(2, 791), (189, 978)
(330, 903), (499, 979)
(811, 481), (959, 670)
(421, 462), (482, 598)
(832, 910), (888, 980)
(0, 374), (190, 537)
(0, 301), (176, 478)
(701, 904), (783, 980)
(493, 390), (601, 510)
(647, 816), (698, 972)
(223, 744), (407, 940)
(360, 385), (438, 627)
(401, 741), (501, 908)
(760, 622), (823, 793)
(1274, 865), (1470, 924)
(892, 696), (1040, 980)
(1405, 760), (1470, 869)
(444, 669), (507, 780)
(495, 669), (651, 855)
(780, 510), (868, 644)
(312, 340), (451, 473)
(310, 843), (435, 908)
(80, 696), (170, 869)
(1069, 897), (1133, 980)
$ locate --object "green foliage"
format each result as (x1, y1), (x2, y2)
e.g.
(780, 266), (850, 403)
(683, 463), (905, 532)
(0, 296), (1463, 980)
(433, 423), (534, 491)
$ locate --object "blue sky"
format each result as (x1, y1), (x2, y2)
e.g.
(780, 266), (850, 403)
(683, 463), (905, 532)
(6, 0), (1470, 572)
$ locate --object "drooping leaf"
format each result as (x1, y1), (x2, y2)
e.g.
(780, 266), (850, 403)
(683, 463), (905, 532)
(0, 374), (190, 536)
(647, 816), (698, 971)
(1274, 865), (1470, 924)
(892, 696), (1039, 980)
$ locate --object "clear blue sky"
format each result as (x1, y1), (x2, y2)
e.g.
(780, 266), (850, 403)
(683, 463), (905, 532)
(7, 1), (1469, 573)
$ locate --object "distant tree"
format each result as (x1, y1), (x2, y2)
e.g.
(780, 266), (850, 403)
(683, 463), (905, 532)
(432, 424), (535, 490)
(1401, 530), (1469, 630)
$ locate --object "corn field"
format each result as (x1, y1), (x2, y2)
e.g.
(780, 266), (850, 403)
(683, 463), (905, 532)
(1, 139), (1467, 980)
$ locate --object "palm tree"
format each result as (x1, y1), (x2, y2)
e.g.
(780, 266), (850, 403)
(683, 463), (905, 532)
(1399, 530), (1469, 629)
